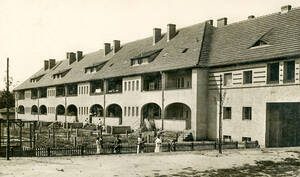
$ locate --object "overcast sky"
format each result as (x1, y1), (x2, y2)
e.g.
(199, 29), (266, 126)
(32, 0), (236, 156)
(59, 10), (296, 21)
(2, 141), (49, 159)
(0, 0), (299, 90)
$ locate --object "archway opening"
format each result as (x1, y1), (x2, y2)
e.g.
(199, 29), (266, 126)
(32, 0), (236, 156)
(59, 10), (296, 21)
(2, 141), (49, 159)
(56, 105), (65, 115)
(31, 105), (38, 115)
(141, 103), (161, 130)
(165, 103), (191, 129)
(67, 104), (78, 116)
(106, 104), (122, 125)
(17, 105), (25, 114)
(90, 104), (104, 117)
(39, 105), (47, 115)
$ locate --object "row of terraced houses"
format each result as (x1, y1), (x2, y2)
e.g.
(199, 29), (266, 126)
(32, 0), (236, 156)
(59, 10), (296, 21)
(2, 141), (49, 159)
(14, 5), (300, 147)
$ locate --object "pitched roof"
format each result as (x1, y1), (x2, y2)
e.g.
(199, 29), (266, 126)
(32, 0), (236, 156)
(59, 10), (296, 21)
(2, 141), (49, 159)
(14, 22), (207, 90)
(201, 7), (300, 67)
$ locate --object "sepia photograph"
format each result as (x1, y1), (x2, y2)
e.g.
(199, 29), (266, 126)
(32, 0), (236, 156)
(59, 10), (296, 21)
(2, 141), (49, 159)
(1, 0), (300, 176)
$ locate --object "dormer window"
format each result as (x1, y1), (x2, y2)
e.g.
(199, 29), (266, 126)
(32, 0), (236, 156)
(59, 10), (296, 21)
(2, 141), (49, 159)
(30, 74), (45, 83)
(249, 28), (273, 49)
(52, 68), (71, 79)
(84, 61), (107, 74)
(131, 49), (162, 66)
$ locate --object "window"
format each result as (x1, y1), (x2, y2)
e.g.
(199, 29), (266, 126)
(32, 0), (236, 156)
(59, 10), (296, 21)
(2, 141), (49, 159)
(136, 80), (139, 91)
(124, 107), (127, 116)
(124, 82), (127, 91)
(223, 107), (232, 119)
(242, 137), (251, 142)
(243, 107), (252, 120)
(132, 81), (135, 91)
(128, 82), (131, 91)
(132, 107), (135, 116)
(223, 135), (232, 142)
(267, 63), (279, 84)
(136, 106), (139, 116)
(224, 73), (232, 86)
(243, 71), (252, 84)
(284, 61), (295, 83)
(128, 107), (131, 116)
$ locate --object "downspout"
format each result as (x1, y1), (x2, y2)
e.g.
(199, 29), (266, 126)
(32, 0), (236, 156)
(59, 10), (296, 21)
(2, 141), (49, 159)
(161, 71), (165, 130)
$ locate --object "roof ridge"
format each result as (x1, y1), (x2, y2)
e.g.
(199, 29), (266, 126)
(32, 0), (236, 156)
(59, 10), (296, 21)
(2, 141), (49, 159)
(217, 6), (300, 29)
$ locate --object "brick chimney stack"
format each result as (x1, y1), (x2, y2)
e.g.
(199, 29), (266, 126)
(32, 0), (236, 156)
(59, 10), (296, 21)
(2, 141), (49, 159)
(167, 24), (176, 42)
(217, 18), (227, 27)
(153, 28), (161, 45)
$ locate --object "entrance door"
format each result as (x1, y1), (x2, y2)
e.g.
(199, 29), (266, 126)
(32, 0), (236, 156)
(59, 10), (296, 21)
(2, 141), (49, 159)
(266, 103), (300, 147)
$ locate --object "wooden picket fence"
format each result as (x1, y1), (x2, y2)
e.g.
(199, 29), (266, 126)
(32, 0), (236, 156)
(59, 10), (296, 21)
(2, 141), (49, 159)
(1, 141), (259, 157)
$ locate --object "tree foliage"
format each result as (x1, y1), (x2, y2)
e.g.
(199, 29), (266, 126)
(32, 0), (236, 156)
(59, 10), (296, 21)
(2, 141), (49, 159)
(0, 90), (15, 109)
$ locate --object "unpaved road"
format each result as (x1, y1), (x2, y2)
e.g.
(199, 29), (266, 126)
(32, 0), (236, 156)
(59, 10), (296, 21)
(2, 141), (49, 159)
(1, 147), (300, 177)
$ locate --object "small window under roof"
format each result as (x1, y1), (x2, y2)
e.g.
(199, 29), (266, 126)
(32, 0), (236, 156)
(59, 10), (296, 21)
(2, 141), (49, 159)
(182, 48), (189, 53)
(249, 28), (273, 49)
(131, 49), (162, 66)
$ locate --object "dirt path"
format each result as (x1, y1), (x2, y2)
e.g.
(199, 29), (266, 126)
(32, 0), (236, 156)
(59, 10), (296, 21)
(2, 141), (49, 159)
(1, 147), (300, 177)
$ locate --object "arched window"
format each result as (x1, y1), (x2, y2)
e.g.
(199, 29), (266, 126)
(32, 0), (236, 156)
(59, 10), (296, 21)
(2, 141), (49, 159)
(90, 104), (104, 117)
(56, 105), (65, 115)
(106, 104), (122, 125)
(67, 104), (78, 116)
(165, 103), (191, 129)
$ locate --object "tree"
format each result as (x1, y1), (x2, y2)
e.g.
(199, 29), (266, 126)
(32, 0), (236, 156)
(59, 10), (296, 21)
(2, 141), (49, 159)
(0, 90), (15, 109)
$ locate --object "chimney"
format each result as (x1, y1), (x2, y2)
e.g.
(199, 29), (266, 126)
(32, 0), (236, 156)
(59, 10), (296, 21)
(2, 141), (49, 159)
(153, 28), (161, 45)
(281, 5), (292, 14)
(217, 17), (227, 27)
(113, 40), (121, 54)
(104, 43), (111, 56)
(77, 51), (83, 62)
(67, 52), (76, 65)
(248, 15), (255, 19)
(44, 60), (49, 70)
(167, 24), (176, 41)
(206, 20), (213, 26)
(49, 59), (56, 69)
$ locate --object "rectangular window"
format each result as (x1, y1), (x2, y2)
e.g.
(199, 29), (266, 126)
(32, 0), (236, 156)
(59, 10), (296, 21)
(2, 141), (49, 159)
(132, 107), (135, 116)
(223, 107), (232, 119)
(128, 82), (131, 91)
(243, 71), (252, 84)
(136, 80), (139, 91)
(223, 135), (232, 142)
(224, 73), (232, 86)
(284, 61), (295, 83)
(136, 106), (139, 116)
(128, 107), (131, 116)
(132, 81), (135, 91)
(181, 77), (184, 88)
(243, 107), (252, 120)
(124, 107), (127, 116)
(124, 82), (127, 91)
(242, 137), (251, 142)
(267, 63), (279, 84)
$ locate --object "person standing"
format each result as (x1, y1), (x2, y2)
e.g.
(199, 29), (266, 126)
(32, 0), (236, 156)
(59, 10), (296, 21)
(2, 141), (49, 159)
(155, 135), (162, 153)
(137, 134), (144, 154)
(96, 137), (101, 154)
(114, 135), (121, 154)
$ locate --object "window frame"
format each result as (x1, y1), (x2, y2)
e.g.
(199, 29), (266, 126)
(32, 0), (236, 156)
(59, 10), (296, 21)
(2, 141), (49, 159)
(242, 107), (252, 120)
(223, 107), (232, 120)
(243, 70), (253, 84)
(284, 60), (295, 83)
(267, 62), (279, 84)
(223, 73), (233, 86)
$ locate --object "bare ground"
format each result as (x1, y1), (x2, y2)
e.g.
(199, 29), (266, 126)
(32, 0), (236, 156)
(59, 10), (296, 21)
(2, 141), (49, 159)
(1, 147), (300, 177)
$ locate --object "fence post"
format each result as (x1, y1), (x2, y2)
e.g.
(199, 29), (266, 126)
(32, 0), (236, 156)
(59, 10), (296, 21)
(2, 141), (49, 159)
(191, 142), (194, 151)
(81, 146), (84, 156)
(29, 124), (33, 148)
(236, 142), (238, 149)
(214, 141), (217, 149)
(47, 147), (50, 157)
(33, 124), (36, 148)
(52, 128), (56, 147)
(74, 137), (77, 147)
(168, 143), (171, 152)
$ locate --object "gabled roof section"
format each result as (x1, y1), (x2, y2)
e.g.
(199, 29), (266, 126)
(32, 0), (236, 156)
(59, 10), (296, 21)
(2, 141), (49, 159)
(14, 22), (207, 90)
(202, 7), (300, 67)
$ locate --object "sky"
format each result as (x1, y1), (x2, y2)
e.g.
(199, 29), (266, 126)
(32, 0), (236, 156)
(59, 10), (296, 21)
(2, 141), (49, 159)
(0, 0), (300, 90)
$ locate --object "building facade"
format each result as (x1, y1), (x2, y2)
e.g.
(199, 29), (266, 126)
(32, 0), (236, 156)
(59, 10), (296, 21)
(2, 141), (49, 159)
(14, 5), (300, 147)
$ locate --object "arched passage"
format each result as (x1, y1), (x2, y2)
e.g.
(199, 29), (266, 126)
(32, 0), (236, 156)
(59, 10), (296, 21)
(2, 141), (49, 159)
(67, 104), (78, 116)
(141, 103), (161, 120)
(90, 104), (104, 117)
(106, 104), (122, 125)
(31, 105), (38, 115)
(39, 105), (47, 115)
(165, 102), (191, 129)
(141, 103), (161, 129)
(56, 104), (65, 115)
(17, 105), (25, 114)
